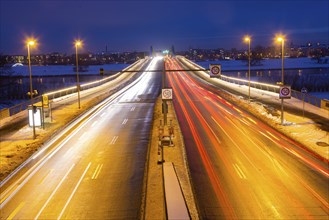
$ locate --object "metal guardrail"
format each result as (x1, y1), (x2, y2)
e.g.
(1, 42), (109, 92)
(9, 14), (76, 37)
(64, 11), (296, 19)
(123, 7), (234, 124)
(0, 59), (146, 120)
(180, 56), (323, 108)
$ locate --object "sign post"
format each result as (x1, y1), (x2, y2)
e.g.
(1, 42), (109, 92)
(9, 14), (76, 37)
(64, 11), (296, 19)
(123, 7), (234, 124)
(279, 85), (291, 125)
(162, 88), (173, 126)
(301, 87), (308, 118)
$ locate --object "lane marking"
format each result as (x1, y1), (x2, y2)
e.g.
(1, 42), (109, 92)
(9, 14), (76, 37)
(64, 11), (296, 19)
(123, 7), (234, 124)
(240, 118), (251, 126)
(130, 106), (135, 111)
(35, 164), (75, 220)
(7, 201), (25, 220)
(272, 159), (288, 176)
(92, 164), (103, 180)
(57, 162), (91, 220)
(266, 131), (280, 141)
(271, 205), (281, 219)
(78, 132), (87, 141)
(233, 106), (242, 114)
(122, 118), (128, 125)
(110, 136), (119, 145)
(259, 131), (275, 142)
(246, 117), (257, 125)
(0, 185), (18, 205)
(100, 112), (106, 118)
(91, 120), (98, 128)
(63, 147), (73, 158)
(39, 169), (54, 185)
(233, 164), (246, 179)
(211, 116), (259, 172)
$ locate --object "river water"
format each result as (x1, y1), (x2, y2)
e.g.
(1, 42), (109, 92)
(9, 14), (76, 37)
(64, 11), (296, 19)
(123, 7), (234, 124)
(0, 63), (328, 109)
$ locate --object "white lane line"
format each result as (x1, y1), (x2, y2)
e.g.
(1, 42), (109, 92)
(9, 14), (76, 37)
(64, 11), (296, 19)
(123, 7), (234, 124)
(271, 205), (281, 219)
(233, 106), (242, 114)
(110, 136), (119, 145)
(78, 132), (87, 141)
(91, 120), (98, 128)
(130, 107), (135, 111)
(7, 201), (25, 220)
(211, 116), (259, 172)
(92, 164), (103, 180)
(57, 162), (91, 220)
(100, 112), (106, 118)
(35, 164), (75, 220)
(246, 117), (257, 125)
(122, 118), (128, 125)
(240, 118), (251, 126)
(233, 163), (246, 179)
(272, 159), (289, 176)
(63, 147), (73, 158)
(259, 131), (275, 142)
(266, 131), (280, 141)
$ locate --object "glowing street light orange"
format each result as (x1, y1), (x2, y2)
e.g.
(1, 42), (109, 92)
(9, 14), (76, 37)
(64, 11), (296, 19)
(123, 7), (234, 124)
(276, 35), (285, 125)
(75, 40), (82, 47)
(27, 38), (37, 139)
(244, 35), (251, 102)
(277, 37), (284, 42)
(74, 40), (83, 109)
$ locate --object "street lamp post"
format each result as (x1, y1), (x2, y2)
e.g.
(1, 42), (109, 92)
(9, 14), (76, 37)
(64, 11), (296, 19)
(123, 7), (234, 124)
(244, 36), (251, 102)
(27, 40), (36, 139)
(75, 40), (82, 109)
(277, 37), (285, 125)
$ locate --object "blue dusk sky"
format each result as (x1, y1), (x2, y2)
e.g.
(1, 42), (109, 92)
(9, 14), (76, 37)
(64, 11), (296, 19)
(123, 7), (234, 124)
(0, 0), (328, 55)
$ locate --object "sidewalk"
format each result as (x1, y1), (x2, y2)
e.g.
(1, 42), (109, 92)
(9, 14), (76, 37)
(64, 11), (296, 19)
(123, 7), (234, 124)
(143, 97), (199, 219)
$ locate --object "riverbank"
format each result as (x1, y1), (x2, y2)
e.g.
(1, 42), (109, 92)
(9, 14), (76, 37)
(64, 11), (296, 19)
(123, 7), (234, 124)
(196, 57), (329, 71)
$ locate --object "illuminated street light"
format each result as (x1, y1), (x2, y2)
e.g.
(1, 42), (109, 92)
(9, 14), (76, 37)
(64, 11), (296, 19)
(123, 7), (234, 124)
(277, 36), (285, 125)
(244, 36), (251, 102)
(27, 39), (36, 139)
(75, 40), (82, 109)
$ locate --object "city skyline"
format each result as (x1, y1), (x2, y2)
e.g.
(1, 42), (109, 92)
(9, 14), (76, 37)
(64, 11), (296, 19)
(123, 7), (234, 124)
(0, 0), (328, 55)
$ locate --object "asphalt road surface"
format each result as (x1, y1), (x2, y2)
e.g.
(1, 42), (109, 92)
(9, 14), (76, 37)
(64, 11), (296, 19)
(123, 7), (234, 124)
(0, 57), (162, 219)
(166, 57), (329, 219)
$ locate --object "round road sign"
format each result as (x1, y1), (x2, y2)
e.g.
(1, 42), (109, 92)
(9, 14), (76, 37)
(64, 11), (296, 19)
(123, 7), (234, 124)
(281, 87), (290, 96)
(279, 86), (291, 99)
(210, 66), (220, 75)
(162, 88), (173, 100)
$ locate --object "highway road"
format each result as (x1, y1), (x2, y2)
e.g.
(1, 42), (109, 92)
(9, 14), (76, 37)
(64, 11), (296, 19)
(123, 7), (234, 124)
(166, 57), (329, 219)
(0, 57), (162, 219)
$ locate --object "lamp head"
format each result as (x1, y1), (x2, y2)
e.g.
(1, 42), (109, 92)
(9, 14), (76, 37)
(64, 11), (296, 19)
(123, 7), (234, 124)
(277, 37), (284, 42)
(28, 41), (35, 46)
(75, 40), (82, 47)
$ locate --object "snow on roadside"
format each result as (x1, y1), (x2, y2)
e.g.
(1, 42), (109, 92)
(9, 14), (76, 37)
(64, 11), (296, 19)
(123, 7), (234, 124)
(244, 97), (329, 160)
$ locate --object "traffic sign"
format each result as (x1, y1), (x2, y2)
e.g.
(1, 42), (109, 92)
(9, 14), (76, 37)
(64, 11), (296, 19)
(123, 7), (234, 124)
(209, 64), (221, 78)
(279, 86), (291, 99)
(42, 95), (49, 108)
(162, 88), (173, 100)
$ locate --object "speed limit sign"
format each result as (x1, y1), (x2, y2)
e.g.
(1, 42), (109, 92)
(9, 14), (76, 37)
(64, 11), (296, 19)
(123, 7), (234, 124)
(279, 86), (291, 99)
(209, 64), (221, 78)
(162, 88), (173, 100)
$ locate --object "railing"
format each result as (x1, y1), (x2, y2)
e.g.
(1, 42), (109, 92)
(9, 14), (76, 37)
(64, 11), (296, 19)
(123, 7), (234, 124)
(180, 56), (323, 108)
(0, 59), (147, 120)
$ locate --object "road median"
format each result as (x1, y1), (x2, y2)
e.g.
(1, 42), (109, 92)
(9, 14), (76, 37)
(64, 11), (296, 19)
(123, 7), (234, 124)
(143, 96), (199, 219)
